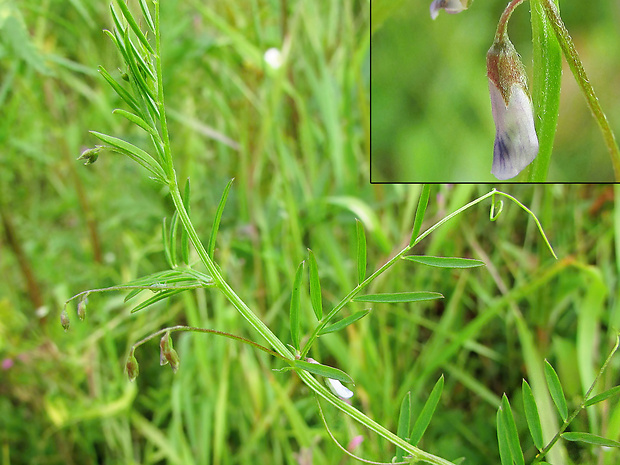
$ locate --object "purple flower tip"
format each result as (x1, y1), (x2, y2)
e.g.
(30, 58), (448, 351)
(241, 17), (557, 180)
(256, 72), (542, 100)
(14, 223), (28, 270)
(489, 81), (539, 180)
(2, 358), (14, 370)
(430, 0), (470, 20)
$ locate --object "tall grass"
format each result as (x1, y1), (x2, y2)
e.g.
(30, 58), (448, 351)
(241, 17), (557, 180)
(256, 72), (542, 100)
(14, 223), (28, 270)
(1, 1), (620, 465)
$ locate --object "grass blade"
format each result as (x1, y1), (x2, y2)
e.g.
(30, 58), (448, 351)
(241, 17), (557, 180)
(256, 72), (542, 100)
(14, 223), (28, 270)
(180, 179), (190, 265)
(522, 379), (544, 451)
(208, 179), (234, 259)
(409, 375), (444, 446)
(353, 292), (443, 303)
(396, 392), (411, 461)
(403, 256), (485, 269)
(410, 184), (431, 246)
(544, 359), (568, 421)
(170, 210), (181, 267)
(355, 219), (366, 284)
(162, 217), (173, 268)
(307, 249), (323, 320)
(290, 261), (304, 350)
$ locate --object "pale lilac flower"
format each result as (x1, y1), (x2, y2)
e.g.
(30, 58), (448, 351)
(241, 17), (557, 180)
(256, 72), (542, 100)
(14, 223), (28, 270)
(487, 36), (538, 180)
(430, 0), (471, 20)
(2, 358), (14, 370)
(347, 435), (364, 451)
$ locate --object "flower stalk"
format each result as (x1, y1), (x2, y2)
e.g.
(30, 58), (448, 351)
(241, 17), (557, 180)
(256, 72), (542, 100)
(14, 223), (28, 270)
(539, 0), (620, 180)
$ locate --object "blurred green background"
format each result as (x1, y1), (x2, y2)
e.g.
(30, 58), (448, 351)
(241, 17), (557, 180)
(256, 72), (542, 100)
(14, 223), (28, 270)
(2, 1), (620, 464)
(371, 1), (620, 182)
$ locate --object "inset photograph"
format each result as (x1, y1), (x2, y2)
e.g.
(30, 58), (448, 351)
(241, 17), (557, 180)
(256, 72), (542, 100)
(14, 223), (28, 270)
(371, 1), (620, 182)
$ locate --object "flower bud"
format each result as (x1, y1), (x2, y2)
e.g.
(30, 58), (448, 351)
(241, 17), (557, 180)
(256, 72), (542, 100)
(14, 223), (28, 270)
(430, 0), (472, 20)
(126, 351), (140, 381)
(60, 308), (70, 331)
(77, 146), (102, 165)
(487, 34), (538, 180)
(160, 332), (180, 373)
(77, 295), (88, 321)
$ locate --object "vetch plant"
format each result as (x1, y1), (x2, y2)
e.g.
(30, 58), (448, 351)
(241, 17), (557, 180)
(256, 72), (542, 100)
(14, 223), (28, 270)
(497, 336), (620, 464)
(63, 2), (559, 463)
(428, 0), (620, 181)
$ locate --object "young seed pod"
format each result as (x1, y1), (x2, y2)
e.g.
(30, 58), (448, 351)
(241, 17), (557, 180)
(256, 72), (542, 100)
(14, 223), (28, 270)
(126, 351), (140, 381)
(487, 34), (539, 180)
(77, 146), (102, 165)
(60, 308), (70, 331)
(77, 295), (88, 321)
(160, 331), (180, 373)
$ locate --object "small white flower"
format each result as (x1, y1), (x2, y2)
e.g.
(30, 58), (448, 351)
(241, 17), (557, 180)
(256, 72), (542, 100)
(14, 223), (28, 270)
(264, 47), (283, 70)
(429, 0), (471, 20)
(326, 378), (354, 399)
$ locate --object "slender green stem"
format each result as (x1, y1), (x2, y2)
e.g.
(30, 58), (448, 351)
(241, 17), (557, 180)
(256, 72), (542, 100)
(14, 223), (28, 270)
(154, 1), (174, 180)
(297, 370), (455, 465)
(540, 0), (620, 180)
(169, 187), (294, 361)
(131, 325), (287, 360)
(494, 0), (528, 40)
(153, 1), (293, 361)
(300, 189), (556, 359)
(532, 335), (620, 463)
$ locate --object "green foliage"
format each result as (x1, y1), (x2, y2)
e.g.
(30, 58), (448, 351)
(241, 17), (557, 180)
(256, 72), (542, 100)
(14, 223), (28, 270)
(403, 256), (485, 269)
(545, 359), (568, 422)
(355, 218), (367, 284)
(289, 260), (304, 350)
(4, 0), (620, 463)
(522, 379), (543, 451)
